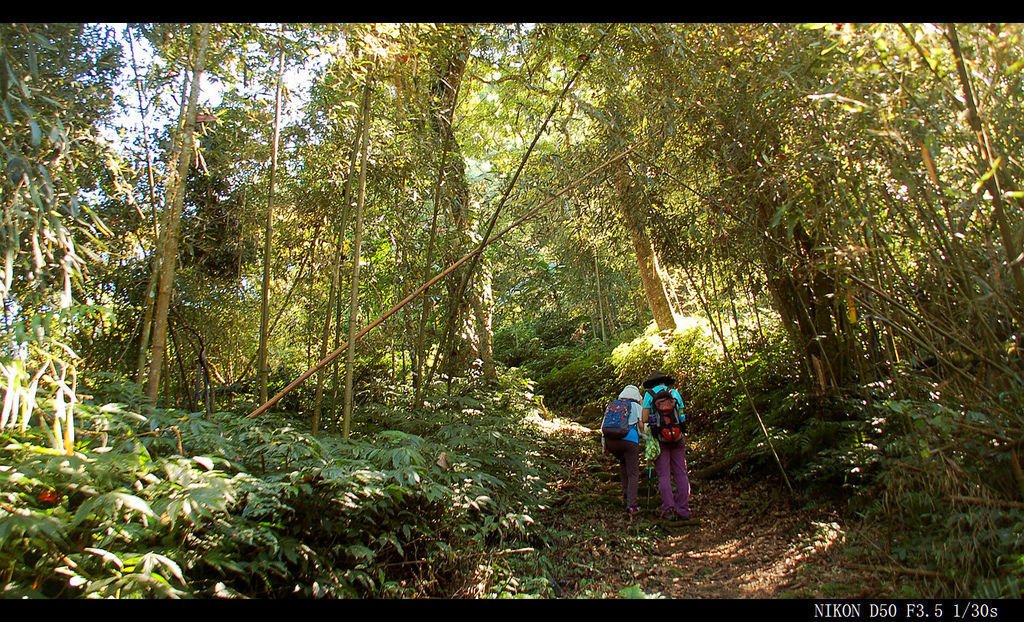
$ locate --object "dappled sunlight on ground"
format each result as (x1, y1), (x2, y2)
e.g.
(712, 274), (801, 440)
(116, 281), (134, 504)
(633, 479), (849, 598)
(686, 539), (744, 559)
(526, 409), (592, 436)
(538, 412), (863, 598)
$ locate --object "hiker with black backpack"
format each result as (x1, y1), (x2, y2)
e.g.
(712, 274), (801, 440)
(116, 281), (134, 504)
(641, 371), (691, 521)
(600, 384), (646, 516)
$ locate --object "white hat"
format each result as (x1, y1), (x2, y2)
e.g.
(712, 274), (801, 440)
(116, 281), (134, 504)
(618, 384), (642, 402)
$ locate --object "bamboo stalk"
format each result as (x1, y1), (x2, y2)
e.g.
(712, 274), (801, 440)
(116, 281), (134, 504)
(342, 69), (374, 438)
(246, 142), (646, 419)
(257, 26), (287, 404)
(433, 31), (607, 381)
(945, 24), (1024, 298)
(678, 259), (795, 496)
(1011, 449), (1024, 500)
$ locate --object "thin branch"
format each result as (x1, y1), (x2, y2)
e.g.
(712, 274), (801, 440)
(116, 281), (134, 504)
(246, 141), (647, 419)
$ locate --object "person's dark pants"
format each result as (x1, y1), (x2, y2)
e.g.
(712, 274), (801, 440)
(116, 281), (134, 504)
(605, 438), (640, 508)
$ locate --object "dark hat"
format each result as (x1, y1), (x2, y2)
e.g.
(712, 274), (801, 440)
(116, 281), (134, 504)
(642, 371), (675, 389)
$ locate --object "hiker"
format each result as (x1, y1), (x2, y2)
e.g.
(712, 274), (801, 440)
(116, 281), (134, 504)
(642, 371), (691, 520)
(601, 384), (645, 515)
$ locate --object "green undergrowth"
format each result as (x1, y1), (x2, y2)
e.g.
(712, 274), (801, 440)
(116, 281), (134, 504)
(851, 394), (1024, 598)
(523, 318), (877, 497)
(513, 316), (1024, 597)
(0, 372), (569, 598)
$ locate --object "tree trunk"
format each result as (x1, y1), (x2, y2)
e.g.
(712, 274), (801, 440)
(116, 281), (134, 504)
(342, 70), (373, 438)
(615, 163), (677, 332)
(144, 24), (211, 404)
(471, 259), (496, 380)
(410, 156), (444, 404)
(594, 250), (607, 340)
(312, 137), (359, 434)
(439, 142), (476, 376)
(412, 32), (473, 404)
(127, 25), (162, 388)
(257, 29), (286, 405)
(311, 271), (337, 435)
(410, 152), (448, 407)
(421, 29), (478, 385)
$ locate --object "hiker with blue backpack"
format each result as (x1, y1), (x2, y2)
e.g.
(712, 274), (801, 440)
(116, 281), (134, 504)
(642, 371), (691, 521)
(600, 384), (646, 515)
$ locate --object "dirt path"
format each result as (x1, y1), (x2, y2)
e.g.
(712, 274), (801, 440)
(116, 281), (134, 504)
(535, 414), (874, 599)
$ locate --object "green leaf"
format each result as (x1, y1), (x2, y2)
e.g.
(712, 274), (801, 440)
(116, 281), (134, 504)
(972, 157), (1002, 194)
(618, 584), (662, 598)
(73, 491), (155, 525)
(0, 513), (68, 546)
(769, 204), (787, 229)
(347, 544), (374, 561)
(138, 552), (185, 584)
(84, 547), (124, 570)
(112, 492), (156, 517)
(193, 456), (214, 471)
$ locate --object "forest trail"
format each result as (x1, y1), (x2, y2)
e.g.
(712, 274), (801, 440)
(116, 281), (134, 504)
(534, 414), (873, 599)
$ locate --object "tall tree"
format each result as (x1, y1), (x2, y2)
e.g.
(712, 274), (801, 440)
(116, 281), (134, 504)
(256, 26), (287, 404)
(145, 24), (211, 403)
(429, 26), (480, 382)
(614, 160), (678, 332)
(311, 134), (359, 434)
(342, 65), (373, 438)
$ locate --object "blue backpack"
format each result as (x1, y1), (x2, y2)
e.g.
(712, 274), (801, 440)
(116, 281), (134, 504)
(601, 399), (634, 439)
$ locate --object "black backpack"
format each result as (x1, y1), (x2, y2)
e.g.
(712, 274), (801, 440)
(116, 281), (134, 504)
(649, 388), (685, 443)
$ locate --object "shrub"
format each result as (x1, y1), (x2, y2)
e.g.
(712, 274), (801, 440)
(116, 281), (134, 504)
(0, 371), (563, 598)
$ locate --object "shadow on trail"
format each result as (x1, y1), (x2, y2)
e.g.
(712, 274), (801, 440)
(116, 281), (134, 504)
(536, 414), (854, 599)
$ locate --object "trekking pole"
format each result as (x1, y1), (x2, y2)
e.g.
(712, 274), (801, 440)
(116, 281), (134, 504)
(644, 435), (657, 507)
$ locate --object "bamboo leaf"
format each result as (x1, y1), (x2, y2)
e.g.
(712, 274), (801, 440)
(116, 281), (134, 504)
(972, 157), (1002, 194)
(193, 456), (214, 471)
(72, 491), (155, 525)
(84, 547), (124, 570)
(30, 119), (41, 147)
(139, 552), (185, 584)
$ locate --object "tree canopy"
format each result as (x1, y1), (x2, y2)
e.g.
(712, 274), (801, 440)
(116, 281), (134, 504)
(2, 22), (1023, 600)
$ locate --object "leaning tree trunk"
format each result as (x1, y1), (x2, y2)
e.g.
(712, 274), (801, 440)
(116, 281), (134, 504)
(145, 24), (211, 403)
(615, 162), (677, 332)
